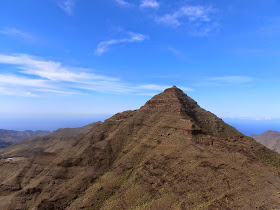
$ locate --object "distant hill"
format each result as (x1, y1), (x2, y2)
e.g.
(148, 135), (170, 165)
(0, 87), (280, 209)
(0, 121), (102, 158)
(0, 129), (50, 149)
(251, 130), (280, 153)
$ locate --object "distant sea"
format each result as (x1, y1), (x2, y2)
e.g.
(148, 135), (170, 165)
(0, 114), (112, 131)
(223, 118), (280, 135)
(0, 115), (279, 136)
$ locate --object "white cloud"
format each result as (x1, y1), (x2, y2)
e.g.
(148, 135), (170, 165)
(0, 53), (193, 97)
(0, 87), (14, 96)
(137, 84), (170, 91)
(156, 6), (215, 26)
(0, 74), (50, 88)
(180, 6), (212, 22)
(137, 84), (193, 92)
(35, 89), (78, 95)
(24, 92), (37, 97)
(198, 76), (253, 86)
(0, 54), (115, 83)
(0, 27), (37, 42)
(94, 40), (118, 56)
(167, 47), (190, 61)
(180, 87), (194, 92)
(137, 92), (158, 96)
(57, 0), (75, 15)
(95, 32), (148, 56)
(156, 5), (217, 35)
(140, 0), (160, 9)
(0, 74), (51, 97)
(157, 14), (181, 26)
(0, 86), (37, 97)
(115, 0), (129, 6)
(207, 76), (253, 84)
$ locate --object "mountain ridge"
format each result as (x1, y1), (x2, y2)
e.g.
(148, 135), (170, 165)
(0, 121), (102, 158)
(251, 130), (280, 153)
(0, 129), (50, 149)
(0, 86), (279, 209)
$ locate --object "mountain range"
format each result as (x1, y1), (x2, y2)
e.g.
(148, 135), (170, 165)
(0, 129), (50, 149)
(0, 122), (101, 158)
(0, 86), (279, 209)
(251, 130), (280, 153)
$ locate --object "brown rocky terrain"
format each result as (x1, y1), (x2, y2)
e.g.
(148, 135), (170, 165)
(251, 130), (280, 153)
(0, 86), (280, 209)
(0, 121), (101, 158)
(0, 129), (50, 149)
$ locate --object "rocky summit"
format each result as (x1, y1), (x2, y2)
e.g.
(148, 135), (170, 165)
(0, 86), (280, 209)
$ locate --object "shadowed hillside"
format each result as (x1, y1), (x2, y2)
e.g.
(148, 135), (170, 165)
(0, 122), (102, 158)
(251, 130), (280, 153)
(0, 129), (50, 149)
(0, 86), (280, 209)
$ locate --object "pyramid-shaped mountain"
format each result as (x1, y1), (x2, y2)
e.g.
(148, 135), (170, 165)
(0, 87), (280, 209)
(139, 86), (241, 137)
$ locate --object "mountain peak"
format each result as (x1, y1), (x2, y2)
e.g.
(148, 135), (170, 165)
(139, 86), (241, 137)
(164, 85), (182, 92)
(140, 86), (196, 113)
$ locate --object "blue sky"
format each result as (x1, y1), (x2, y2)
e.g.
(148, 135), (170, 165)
(0, 0), (280, 133)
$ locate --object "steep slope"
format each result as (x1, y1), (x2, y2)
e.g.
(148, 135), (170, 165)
(0, 122), (102, 158)
(0, 86), (280, 210)
(251, 130), (280, 153)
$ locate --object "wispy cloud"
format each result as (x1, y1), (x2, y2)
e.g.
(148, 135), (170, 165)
(156, 6), (214, 26)
(0, 74), (51, 88)
(0, 86), (37, 97)
(57, 0), (75, 15)
(136, 84), (193, 92)
(167, 47), (190, 61)
(95, 32), (148, 56)
(199, 76), (253, 86)
(140, 0), (160, 9)
(155, 5), (218, 35)
(112, 1), (218, 35)
(0, 54), (113, 83)
(0, 27), (37, 42)
(0, 53), (193, 97)
(207, 76), (253, 83)
(115, 0), (129, 6)
(136, 84), (171, 91)
(35, 89), (78, 95)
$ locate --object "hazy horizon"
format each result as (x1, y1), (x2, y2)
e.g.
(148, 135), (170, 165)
(1, 0), (280, 133)
(0, 113), (279, 136)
